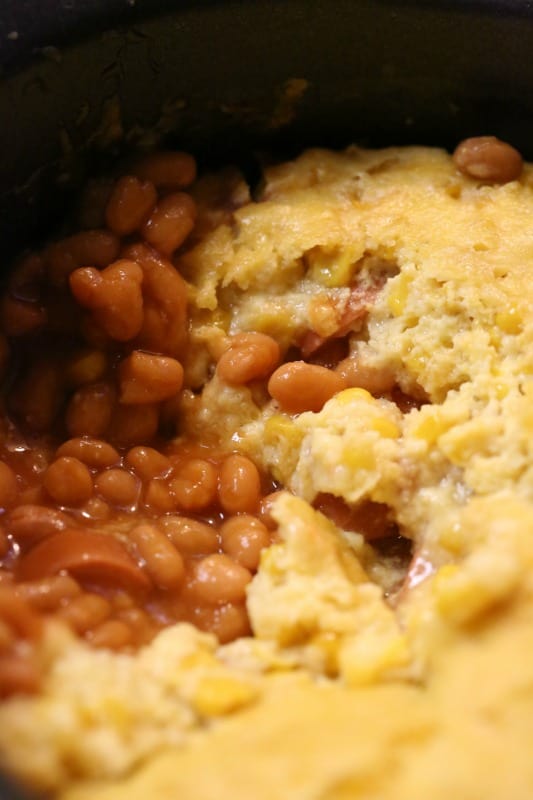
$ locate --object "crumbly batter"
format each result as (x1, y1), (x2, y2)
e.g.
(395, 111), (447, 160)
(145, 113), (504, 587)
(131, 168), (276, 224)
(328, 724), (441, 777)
(2, 144), (533, 799)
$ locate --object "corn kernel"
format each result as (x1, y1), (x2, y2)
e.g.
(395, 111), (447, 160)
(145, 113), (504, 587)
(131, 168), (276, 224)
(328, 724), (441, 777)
(335, 387), (373, 405)
(433, 565), (491, 623)
(371, 417), (400, 438)
(263, 415), (304, 461)
(179, 651), (218, 671)
(192, 676), (257, 717)
(387, 273), (409, 316)
(343, 447), (375, 471)
(313, 632), (341, 675)
(341, 632), (410, 685)
(438, 522), (466, 555)
(494, 382), (508, 400)
(265, 414), (298, 440)
(405, 352), (427, 374)
(495, 307), (522, 334)
(413, 412), (447, 444)
(306, 247), (358, 287)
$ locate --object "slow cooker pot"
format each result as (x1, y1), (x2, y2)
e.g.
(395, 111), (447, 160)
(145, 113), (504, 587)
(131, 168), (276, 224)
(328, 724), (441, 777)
(2, 0), (533, 260)
(1, 1), (533, 797)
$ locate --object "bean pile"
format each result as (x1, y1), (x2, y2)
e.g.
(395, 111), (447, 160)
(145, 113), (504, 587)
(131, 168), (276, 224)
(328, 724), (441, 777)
(0, 152), (293, 698)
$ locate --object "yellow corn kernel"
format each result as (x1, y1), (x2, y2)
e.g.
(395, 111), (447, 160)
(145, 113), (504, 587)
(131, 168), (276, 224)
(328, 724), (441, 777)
(371, 417), (400, 438)
(489, 328), (502, 347)
(433, 564), (496, 624)
(405, 352), (427, 374)
(494, 381), (509, 400)
(179, 651), (218, 671)
(100, 699), (132, 732)
(413, 412), (446, 444)
(335, 387), (373, 405)
(343, 447), (375, 471)
(67, 349), (107, 387)
(313, 632), (341, 675)
(438, 522), (466, 555)
(341, 632), (410, 685)
(306, 246), (358, 287)
(387, 273), (409, 316)
(264, 414), (304, 450)
(192, 676), (257, 717)
(265, 414), (295, 437)
(495, 307), (522, 334)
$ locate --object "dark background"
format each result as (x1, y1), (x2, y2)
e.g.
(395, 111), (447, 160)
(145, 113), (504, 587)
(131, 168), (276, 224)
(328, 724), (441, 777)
(1, 0), (533, 257)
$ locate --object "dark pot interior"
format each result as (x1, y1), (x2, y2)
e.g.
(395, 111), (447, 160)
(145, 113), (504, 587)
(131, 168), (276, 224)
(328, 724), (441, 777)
(2, 0), (533, 262)
(0, 0), (533, 797)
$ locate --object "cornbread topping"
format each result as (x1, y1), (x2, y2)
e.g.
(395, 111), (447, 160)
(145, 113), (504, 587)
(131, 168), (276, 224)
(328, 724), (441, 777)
(0, 140), (532, 799)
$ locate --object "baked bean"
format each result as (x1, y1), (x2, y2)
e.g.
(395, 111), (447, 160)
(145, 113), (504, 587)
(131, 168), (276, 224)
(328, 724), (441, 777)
(0, 620), (14, 652)
(66, 382), (116, 438)
(169, 458), (218, 512)
(133, 151), (197, 190)
(124, 243), (189, 357)
(453, 136), (523, 183)
(18, 529), (151, 592)
(70, 259), (144, 342)
(187, 554), (252, 605)
(119, 351), (184, 404)
(125, 446), (171, 480)
(57, 437), (119, 469)
(0, 529), (9, 559)
(43, 457), (93, 507)
(335, 355), (395, 395)
(0, 587), (42, 641)
(116, 607), (154, 646)
(257, 490), (284, 530)
(268, 361), (347, 413)
(0, 570), (14, 585)
(142, 192), (197, 256)
(94, 468), (139, 508)
(217, 332), (281, 385)
(218, 454), (261, 515)
(220, 515), (270, 570)
(129, 523), (185, 589)
(0, 655), (40, 697)
(80, 496), (111, 521)
(143, 478), (177, 512)
(7, 505), (70, 544)
(66, 349), (108, 388)
(45, 230), (120, 288)
(159, 515), (219, 556)
(111, 591), (135, 611)
(16, 575), (81, 611)
(11, 361), (63, 432)
(86, 619), (133, 650)
(109, 403), (159, 448)
(105, 176), (157, 236)
(0, 463), (18, 511)
(59, 593), (111, 634)
(1, 296), (46, 336)
(79, 316), (111, 349)
(192, 602), (251, 644)
(17, 488), (46, 508)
